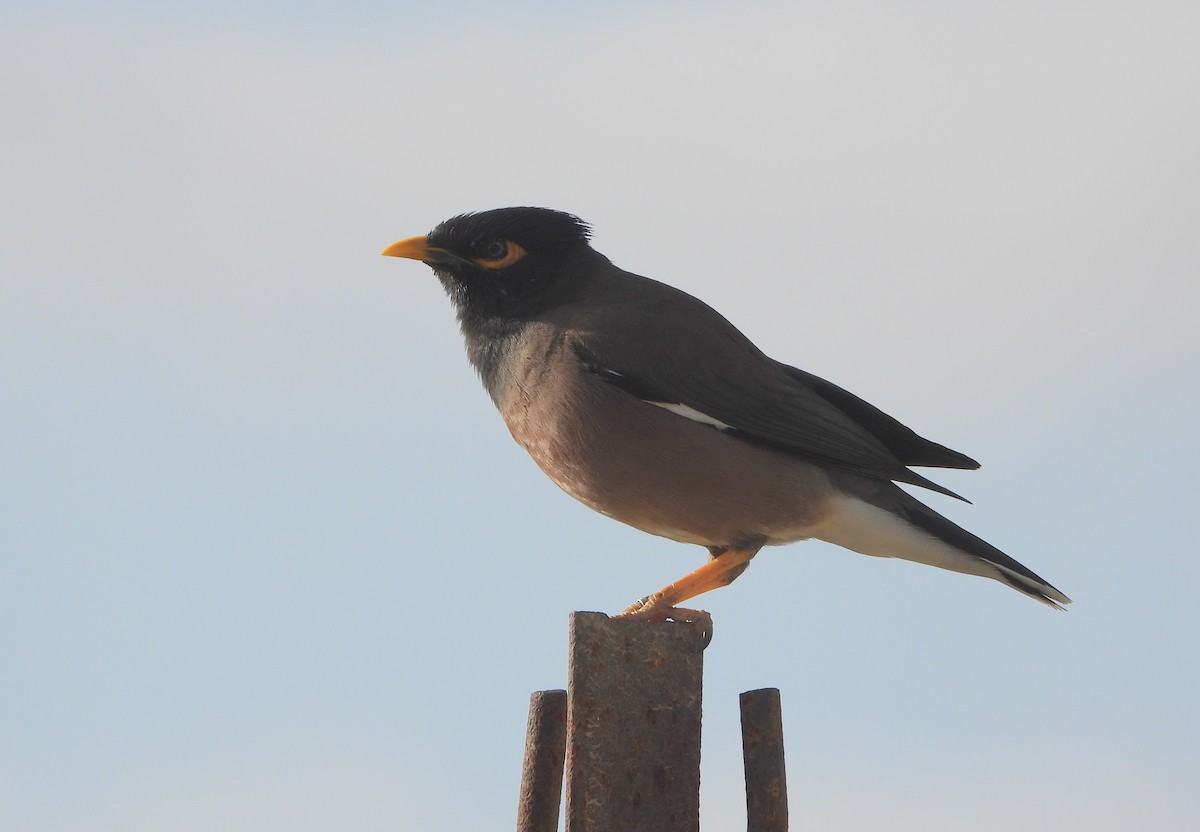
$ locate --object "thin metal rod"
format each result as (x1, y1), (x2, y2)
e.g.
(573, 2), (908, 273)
(740, 687), (789, 832)
(517, 689), (568, 832)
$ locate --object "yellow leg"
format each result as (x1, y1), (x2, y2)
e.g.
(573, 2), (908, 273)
(615, 545), (761, 622)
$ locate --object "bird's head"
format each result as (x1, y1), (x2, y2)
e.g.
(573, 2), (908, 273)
(381, 207), (595, 320)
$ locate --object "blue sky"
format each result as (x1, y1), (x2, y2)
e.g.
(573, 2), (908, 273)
(3, 2), (1198, 829)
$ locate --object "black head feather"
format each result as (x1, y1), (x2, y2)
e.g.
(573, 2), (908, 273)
(416, 208), (600, 393)
(427, 207), (591, 256)
(425, 207), (598, 324)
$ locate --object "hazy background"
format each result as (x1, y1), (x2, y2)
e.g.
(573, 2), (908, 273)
(3, 2), (1197, 829)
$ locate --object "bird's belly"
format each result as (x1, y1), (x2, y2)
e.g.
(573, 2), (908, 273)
(501, 378), (836, 548)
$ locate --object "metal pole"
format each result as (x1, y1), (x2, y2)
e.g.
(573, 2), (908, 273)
(565, 611), (707, 832)
(740, 687), (788, 832)
(517, 689), (568, 832)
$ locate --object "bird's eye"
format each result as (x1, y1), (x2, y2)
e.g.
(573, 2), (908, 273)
(478, 238), (508, 260)
(470, 238), (528, 270)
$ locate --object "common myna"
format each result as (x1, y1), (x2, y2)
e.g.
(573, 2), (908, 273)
(382, 207), (1070, 622)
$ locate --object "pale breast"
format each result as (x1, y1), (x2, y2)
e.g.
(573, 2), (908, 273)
(493, 327), (839, 550)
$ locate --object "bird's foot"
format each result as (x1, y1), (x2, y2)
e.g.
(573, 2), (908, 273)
(612, 596), (713, 648)
(615, 596), (702, 621)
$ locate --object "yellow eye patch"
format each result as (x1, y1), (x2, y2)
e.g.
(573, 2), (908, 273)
(473, 240), (527, 270)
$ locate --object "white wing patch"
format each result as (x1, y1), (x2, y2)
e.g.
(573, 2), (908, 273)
(646, 401), (734, 431)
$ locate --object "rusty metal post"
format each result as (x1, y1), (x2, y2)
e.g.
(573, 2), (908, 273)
(740, 687), (788, 832)
(565, 611), (707, 832)
(517, 689), (568, 832)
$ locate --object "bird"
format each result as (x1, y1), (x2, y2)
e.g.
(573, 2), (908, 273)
(381, 207), (1070, 623)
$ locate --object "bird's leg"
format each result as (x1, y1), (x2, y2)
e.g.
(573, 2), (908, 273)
(615, 544), (761, 623)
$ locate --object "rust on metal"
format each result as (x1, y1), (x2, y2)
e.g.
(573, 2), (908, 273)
(565, 611), (707, 832)
(517, 689), (568, 832)
(740, 687), (788, 832)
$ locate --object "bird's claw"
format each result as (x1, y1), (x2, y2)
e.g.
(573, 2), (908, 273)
(611, 598), (713, 649)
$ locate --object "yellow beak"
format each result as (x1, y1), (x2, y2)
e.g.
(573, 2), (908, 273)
(380, 235), (433, 261)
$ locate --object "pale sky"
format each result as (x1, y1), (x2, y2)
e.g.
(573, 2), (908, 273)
(3, 2), (1198, 830)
